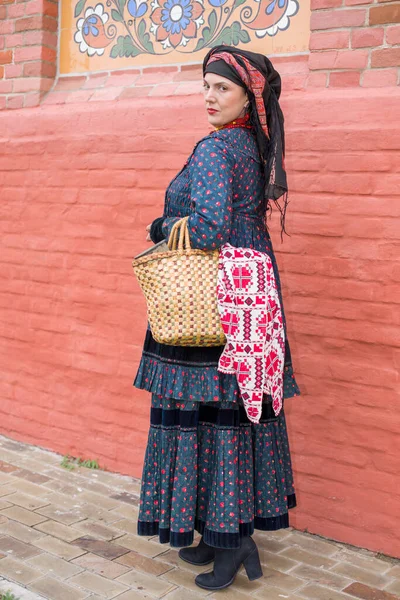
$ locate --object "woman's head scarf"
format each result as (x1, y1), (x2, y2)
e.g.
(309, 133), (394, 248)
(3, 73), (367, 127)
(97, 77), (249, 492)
(203, 45), (288, 235)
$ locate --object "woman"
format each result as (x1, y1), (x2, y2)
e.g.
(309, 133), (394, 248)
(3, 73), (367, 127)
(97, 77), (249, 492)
(135, 45), (300, 591)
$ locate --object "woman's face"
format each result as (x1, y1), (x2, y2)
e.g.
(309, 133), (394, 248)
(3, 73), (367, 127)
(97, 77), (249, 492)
(203, 72), (248, 128)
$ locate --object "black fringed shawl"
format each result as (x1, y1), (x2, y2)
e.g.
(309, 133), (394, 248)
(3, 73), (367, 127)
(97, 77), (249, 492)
(203, 45), (288, 235)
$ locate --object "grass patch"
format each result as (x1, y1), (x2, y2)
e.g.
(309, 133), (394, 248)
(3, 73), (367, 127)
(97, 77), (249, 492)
(1, 592), (20, 600)
(61, 455), (100, 471)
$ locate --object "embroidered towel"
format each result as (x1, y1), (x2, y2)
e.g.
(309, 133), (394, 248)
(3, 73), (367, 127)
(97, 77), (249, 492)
(217, 244), (285, 424)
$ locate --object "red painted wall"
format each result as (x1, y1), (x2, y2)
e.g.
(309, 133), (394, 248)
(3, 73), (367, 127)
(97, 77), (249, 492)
(1, 88), (399, 558)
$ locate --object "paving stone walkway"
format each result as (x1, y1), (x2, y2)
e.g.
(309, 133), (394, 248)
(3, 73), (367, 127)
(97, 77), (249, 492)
(0, 434), (399, 600)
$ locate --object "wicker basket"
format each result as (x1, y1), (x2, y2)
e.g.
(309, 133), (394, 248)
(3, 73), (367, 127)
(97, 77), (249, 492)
(132, 217), (226, 347)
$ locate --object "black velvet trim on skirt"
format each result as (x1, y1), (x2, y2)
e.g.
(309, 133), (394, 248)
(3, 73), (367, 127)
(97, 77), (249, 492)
(142, 328), (224, 366)
(138, 395), (296, 549)
(150, 401), (280, 430)
(138, 493), (296, 548)
(141, 327), (295, 372)
(137, 521), (195, 547)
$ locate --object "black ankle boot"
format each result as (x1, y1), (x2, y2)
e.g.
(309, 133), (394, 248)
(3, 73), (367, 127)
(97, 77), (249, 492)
(194, 537), (263, 590)
(178, 537), (215, 566)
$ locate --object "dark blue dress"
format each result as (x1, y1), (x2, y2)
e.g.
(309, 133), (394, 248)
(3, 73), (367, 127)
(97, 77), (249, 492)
(135, 124), (300, 549)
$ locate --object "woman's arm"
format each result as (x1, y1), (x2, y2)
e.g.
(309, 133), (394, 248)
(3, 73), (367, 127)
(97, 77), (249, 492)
(161, 137), (234, 250)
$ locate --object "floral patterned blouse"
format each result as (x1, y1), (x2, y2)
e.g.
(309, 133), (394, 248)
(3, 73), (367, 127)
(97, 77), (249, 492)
(136, 124), (300, 402)
(160, 126), (267, 251)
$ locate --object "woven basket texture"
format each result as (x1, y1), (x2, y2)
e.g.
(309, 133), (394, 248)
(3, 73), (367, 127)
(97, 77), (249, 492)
(132, 218), (226, 347)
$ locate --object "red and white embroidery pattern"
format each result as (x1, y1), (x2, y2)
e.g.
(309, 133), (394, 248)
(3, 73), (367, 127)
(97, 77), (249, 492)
(217, 244), (285, 424)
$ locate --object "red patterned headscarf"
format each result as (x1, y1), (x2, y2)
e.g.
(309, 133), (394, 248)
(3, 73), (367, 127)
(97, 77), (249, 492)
(203, 46), (288, 236)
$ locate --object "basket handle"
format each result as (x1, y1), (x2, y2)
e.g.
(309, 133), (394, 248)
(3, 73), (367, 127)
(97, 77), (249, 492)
(168, 217), (192, 251)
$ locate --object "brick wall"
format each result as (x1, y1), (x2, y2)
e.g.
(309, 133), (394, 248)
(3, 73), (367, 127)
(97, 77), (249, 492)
(276, 88), (400, 558)
(32, 56), (308, 105)
(1, 88), (400, 558)
(0, 0), (58, 110)
(1, 0), (400, 110)
(1, 0), (400, 561)
(309, 0), (400, 87)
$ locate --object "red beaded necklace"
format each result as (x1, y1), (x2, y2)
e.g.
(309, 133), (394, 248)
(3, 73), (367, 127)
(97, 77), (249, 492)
(213, 114), (252, 132)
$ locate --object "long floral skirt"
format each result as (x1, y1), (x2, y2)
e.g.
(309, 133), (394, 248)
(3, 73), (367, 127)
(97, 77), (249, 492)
(137, 394), (296, 549)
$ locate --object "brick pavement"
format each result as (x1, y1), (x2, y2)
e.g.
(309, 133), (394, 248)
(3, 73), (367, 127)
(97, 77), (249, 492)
(0, 434), (399, 600)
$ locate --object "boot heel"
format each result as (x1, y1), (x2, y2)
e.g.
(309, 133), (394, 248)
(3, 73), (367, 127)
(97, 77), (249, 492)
(243, 549), (263, 581)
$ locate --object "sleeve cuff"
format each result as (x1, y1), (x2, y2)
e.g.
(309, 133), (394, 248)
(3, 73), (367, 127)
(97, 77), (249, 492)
(149, 217), (166, 243)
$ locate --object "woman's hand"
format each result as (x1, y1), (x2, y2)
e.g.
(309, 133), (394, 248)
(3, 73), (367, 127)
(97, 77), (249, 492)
(146, 224), (152, 242)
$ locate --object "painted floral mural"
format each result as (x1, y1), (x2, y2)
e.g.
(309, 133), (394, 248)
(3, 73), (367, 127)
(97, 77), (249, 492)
(73, 0), (300, 59)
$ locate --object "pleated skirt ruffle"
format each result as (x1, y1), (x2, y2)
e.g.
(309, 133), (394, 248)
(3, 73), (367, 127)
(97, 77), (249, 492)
(137, 395), (296, 549)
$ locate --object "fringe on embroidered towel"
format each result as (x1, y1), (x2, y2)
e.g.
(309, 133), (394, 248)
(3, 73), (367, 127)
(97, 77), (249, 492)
(217, 243), (285, 424)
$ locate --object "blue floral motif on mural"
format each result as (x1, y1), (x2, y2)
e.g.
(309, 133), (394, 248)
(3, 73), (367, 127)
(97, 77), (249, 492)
(151, 0), (204, 48)
(74, 4), (117, 56)
(241, 0), (299, 38)
(73, 0), (299, 57)
(161, 0), (194, 33)
(127, 0), (148, 18)
(83, 16), (100, 36)
(208, 0), (228, 7)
